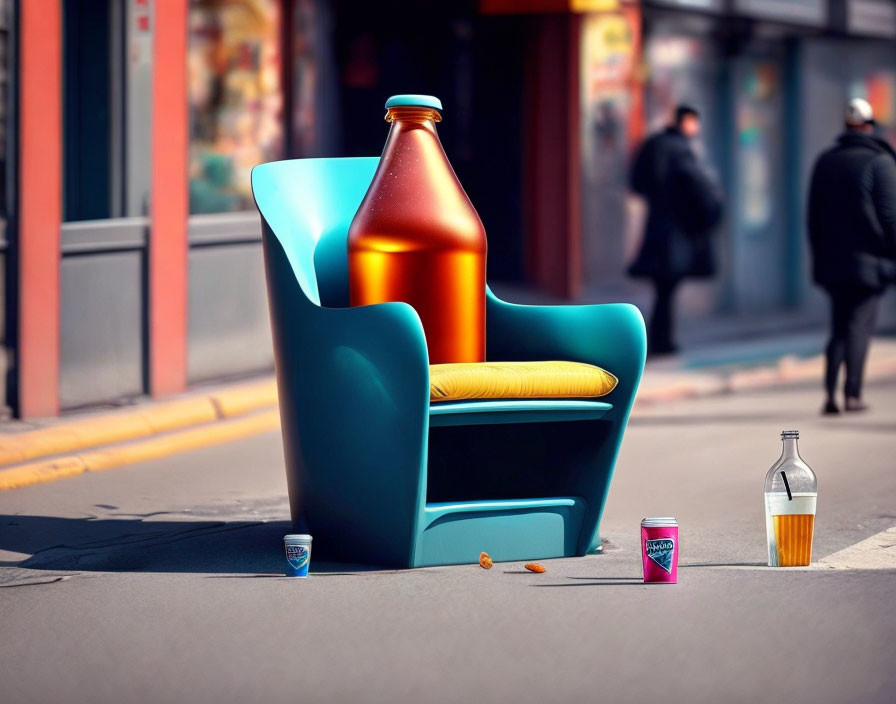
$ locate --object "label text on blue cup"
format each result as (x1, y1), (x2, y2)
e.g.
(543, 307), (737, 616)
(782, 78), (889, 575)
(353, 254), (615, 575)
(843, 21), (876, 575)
(286, 545), (309, 571)
(286, 545), (308, 570)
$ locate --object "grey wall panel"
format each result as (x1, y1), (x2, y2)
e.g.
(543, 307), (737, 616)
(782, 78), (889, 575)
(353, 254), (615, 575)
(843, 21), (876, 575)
(60, 251), (145, 409)
(187, 242), (273, 382)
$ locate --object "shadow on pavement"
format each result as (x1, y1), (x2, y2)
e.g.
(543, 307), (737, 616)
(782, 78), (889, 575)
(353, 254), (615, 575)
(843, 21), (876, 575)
(0, 515), (384, 574)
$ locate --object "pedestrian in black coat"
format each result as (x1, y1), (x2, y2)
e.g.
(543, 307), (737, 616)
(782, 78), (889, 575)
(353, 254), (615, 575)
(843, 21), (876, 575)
(628, 105), (723, 355)
(807, 98), (896, 414)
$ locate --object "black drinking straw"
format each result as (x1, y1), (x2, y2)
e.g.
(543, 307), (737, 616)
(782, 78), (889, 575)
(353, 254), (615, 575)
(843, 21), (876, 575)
(781, 471), (793, 501)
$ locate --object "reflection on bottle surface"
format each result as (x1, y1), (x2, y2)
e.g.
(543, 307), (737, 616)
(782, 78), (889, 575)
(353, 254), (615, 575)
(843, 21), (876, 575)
(348, 102), (487, 364)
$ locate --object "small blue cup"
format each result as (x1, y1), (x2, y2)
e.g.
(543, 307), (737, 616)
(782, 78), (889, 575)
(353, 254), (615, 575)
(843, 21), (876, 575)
(284, 534), (312, 577)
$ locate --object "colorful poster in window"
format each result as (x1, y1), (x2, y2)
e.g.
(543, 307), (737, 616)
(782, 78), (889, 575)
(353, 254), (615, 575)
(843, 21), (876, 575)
(188, 0), (283, 214)
(737, 60), (779, 229)
(579, 7), (642, 286)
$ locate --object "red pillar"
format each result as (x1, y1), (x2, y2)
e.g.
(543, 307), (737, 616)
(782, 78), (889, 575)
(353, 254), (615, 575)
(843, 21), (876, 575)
(18, 0), (62, 418)
(523, 13), (582, 300)
(150, 0), (189, 397)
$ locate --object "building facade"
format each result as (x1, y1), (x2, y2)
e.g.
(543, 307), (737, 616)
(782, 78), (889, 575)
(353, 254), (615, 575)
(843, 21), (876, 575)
(2, 0), (895, 417)
(577, 0), (896, 324)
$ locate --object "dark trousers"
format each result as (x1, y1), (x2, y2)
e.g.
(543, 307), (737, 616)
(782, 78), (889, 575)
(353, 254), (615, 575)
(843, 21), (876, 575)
(649, 278), (680, 354)
(825, 286), (882, 400)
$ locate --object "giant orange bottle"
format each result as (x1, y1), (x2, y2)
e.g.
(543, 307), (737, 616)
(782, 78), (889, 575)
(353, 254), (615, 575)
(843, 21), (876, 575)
(348, 94), (487, 363)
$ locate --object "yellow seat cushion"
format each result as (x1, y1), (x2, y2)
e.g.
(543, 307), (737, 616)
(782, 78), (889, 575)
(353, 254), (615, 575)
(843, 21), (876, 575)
(429, 361), (617, 403)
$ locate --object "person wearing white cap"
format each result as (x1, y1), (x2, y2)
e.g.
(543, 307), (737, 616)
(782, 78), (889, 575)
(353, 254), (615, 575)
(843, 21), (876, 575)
(845, 98), (875, 128)
(807, 98), (896, 414)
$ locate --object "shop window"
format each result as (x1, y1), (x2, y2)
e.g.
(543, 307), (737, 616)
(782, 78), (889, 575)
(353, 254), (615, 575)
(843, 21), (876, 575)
(188, 0), (283, 214)
(64, 0), (114, 221)
(62, 0), (152, 222)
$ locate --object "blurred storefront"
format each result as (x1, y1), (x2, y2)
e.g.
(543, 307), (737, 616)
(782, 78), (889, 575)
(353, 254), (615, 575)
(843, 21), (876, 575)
(486, 0), (896, 319)
(7, 0), (520, 417)
(4, 0), (896, 417)
(580, 0), (896, 324)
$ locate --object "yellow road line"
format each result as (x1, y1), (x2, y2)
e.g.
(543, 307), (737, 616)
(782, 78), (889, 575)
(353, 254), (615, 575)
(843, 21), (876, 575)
(0, 414), (153, 466)
(0, 455), (89, 490)
(0, 380), (280, 467)
(0, 409), (282, 491)
(210, 379), (279, 418)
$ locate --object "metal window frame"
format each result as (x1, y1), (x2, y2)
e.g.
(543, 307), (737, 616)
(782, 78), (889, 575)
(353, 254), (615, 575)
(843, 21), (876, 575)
(60, 216), (148, 255)
(187, 211), (262, 247)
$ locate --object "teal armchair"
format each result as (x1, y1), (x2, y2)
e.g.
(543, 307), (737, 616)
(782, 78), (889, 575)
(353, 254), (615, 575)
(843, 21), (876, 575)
(252, 157), (646, 568)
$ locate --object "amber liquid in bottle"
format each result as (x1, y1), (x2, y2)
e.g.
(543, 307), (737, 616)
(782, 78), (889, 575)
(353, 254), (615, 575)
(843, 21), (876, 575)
(348, 105), (487, 363)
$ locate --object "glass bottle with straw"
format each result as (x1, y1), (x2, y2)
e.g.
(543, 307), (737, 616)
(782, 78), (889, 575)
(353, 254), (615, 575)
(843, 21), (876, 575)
(765, 430), (818, 567)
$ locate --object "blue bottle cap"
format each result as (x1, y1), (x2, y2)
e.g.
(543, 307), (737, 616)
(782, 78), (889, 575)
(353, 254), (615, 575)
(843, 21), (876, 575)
(385, 94), (443, 111)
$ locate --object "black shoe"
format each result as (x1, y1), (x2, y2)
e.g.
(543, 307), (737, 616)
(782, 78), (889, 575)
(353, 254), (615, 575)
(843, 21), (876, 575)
(845, 397), (869, 413)
(822, 399), (840, 415)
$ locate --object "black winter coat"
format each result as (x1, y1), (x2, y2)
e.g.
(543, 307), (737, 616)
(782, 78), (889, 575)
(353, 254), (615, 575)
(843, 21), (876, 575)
(807, 132), (896, 290)
(628, 128), (723, 281)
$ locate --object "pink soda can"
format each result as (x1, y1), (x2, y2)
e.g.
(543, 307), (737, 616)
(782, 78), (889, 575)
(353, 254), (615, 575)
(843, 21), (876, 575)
(641, 517), (679, 584)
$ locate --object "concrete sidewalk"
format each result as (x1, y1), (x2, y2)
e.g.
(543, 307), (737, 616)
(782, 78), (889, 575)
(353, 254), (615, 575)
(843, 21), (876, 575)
(1, 335), (894, 491)
(0, 380), (280, 490)
(2, 379), (895, 704)
(638, 336), (896, 404)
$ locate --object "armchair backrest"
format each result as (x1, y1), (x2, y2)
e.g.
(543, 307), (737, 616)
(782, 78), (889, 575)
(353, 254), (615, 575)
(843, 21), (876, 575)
(251, 157), (379, 306)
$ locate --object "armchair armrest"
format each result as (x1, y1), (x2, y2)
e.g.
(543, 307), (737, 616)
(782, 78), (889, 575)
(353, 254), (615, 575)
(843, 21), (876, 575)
(293, 301), (431, 427)
(485, 287), (646, 415)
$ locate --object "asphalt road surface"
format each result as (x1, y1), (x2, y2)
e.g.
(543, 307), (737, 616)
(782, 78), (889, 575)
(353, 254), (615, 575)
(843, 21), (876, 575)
(2, 379), (895, 704)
